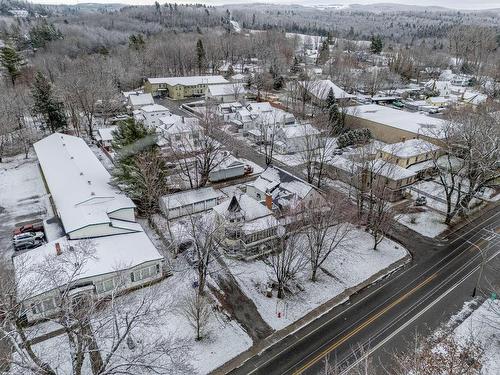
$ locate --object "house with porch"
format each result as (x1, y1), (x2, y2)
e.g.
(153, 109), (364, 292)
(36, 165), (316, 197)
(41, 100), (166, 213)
(213, 194), (279, 258)
(145, 75), (229, 99)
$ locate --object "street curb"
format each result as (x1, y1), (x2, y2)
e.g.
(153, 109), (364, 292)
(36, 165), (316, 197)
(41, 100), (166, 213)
(438, 202), (499, 241)
(209, 250), (412, 375)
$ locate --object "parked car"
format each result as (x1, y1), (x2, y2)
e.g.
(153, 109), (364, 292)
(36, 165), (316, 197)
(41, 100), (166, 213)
(333, 149), (343, 155)
(13, 231), (45, 244)
(14, 239), (44, 251)
(415, 196), (427, 206)
(13, 222), (44, 236)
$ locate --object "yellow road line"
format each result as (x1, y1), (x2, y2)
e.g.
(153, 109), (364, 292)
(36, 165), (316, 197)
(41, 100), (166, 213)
(292, 273), (438, 375)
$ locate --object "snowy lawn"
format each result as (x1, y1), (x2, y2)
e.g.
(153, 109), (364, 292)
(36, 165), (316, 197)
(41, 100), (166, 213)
(396, 210), (448, 238)
(21, 264), (252, 375)
(272, 152), (305, 167)
(0, 154), (50, 257)
(411, 179), (486, 214)
(227, 227), (408, 330)
(446, 299), (500, 374)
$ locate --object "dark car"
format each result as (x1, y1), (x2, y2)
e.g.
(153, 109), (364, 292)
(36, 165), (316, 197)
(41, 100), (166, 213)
(415, 196), (427, 206)
(13, 222), (44, 236)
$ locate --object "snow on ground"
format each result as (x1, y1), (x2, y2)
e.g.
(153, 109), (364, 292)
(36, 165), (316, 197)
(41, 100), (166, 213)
(272, 152), (305, 167)
(227, 227), (407, 330)
(0, 154), (50, 257)
(22, 261), (252, 375)
(89, 143), (115, 172)
(447, 299), (500, 374)
(396, 210), (448, 238)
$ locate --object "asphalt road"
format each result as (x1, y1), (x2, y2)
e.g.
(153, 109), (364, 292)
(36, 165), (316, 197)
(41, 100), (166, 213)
(228, 205), (500, 375)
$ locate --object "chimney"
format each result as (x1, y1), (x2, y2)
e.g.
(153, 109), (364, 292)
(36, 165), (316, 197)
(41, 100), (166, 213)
(265, 189), (273, 210)
(182, 116), (185, 123)
(55, 242), (62, 256)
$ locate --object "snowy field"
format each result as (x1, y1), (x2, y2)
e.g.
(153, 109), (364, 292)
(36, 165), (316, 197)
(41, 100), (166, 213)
(0, 155), (49, 258)
(447, 299), (500, 374)
(396, 210), (448, 238)
(228, 227), (408, 330)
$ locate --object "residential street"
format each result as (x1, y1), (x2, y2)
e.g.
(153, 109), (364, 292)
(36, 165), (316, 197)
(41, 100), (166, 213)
(225, 205), (500, 375)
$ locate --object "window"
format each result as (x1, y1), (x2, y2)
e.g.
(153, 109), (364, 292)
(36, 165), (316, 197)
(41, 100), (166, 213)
(31, 302), (42, 315)
(95, 278), (116, 294)
(131, 264), (160, 283)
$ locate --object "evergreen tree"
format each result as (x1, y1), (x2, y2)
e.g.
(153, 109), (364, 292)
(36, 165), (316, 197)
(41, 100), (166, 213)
(225, 64), (235, 78)
(325, 88), (342, 134)
(129, 34), (145, 50)
(0, 46), (23, 85)
(196, 39), (206, 74)
(370, 35), (383, 54)
(31, 72), (67, 133)
(317, 39), (330, 65)
(290, 56), (302, 74)
(29, 21), (62, 49)
(111, 118), (162, 216)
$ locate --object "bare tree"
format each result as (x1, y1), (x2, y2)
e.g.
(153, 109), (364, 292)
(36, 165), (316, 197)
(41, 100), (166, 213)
(268, 232), (307, 299)
(184, 214), (221, 296)
(390, 330), (484, 375)
(180, 290), (212, 341)
(1, 241), (192, 375)
(431, 107), (499, 225)
(257, 112), (279, 166)
(303, 195), (354, 282)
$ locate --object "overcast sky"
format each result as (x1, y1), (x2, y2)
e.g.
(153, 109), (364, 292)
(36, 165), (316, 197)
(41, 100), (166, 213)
(30, 0), (500, 10)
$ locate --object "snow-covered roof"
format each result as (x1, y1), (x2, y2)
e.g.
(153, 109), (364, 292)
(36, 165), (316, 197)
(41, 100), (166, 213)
(242, 215), (279, 235)
(280, 124), (320, 139)
(148, 75), (228, 86)
(33, 134), (135, 235)
(327, 156), (360, 173)
(299, 79), (355, 100)
(158, 114), (201, 135)
(231, 73), (246, 81)
(347, 104), (446, 139)
(380, 139), (440, 158)
(213, 194), (272, 221)
(140, 104), (169, 113)
(161, 187), (221, 210)
(207, 83), (246, 97)
(371, 159), (416, 180)
(96, 126), (117, 142)
(14, 232), (163, 299)
(250, 166), (314, 200)
(128, 93), (154, 107)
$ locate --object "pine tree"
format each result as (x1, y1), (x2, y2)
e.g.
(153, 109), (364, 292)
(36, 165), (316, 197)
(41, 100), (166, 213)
(31, 72), (67, 133)
(0, 46), (23, 85)
(370, 35), (383, 54)
(317, 39), (330, 65)
(196, 39), (206, 74)
(326, 88), (342, 134)
(111, 118), (164, 217)
(290, 56), (302, 74)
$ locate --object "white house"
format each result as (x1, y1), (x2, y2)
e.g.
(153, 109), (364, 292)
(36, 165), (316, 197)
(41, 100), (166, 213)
(206, 83), (247, 103)
(160, 187), (223, 219)
(232, 102), (295, 134)
(275, 123), (322, 154)
(213, 194), (279, 257)
(96, 126), (117, 149)
(209, 156), (246, 182)
(128, 93), (155, 110)
(34, 133), (138, 239)
(246, 165), (321, 213)
(134, 104), (170, 127)
(14, 232), (165, 323)
(297, 79), (355, 104)
(217, 102), (243, 121)
(156, 114), (202, 150)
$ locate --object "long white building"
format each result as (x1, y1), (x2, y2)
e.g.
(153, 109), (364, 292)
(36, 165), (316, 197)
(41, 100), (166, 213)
(15, 133), (165, 323)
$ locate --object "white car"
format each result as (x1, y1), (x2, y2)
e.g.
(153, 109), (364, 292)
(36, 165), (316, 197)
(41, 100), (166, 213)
(13, 231), (44, 244)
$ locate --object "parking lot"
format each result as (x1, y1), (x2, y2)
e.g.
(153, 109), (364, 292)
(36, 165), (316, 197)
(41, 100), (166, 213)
(0, 156), (50, 258)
